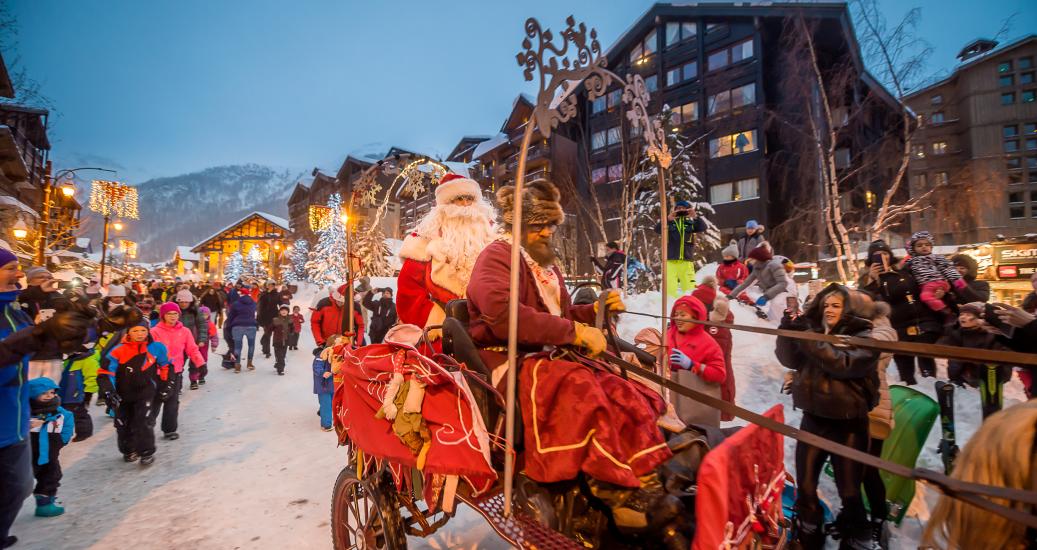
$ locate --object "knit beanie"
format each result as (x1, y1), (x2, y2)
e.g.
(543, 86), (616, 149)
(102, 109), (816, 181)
(959, 302), (985, 318)
(107, 284), (126, 297)
(175, 289), (194, 303)
(908, 231), (934, 253)
(159, 302), (181, 317)
(747, 245), (773, 263)
(675, 200), (692, 209)
(865, 239), (894, 265)
(25, 266), (50, 281)
(27, 377), (59, 400)
(496, 178), (565, 228)
(721, 243), (739, 258)
(198, 306), (211, 317)
(746, 219), (759, 230)
(0, 248), (16, 268)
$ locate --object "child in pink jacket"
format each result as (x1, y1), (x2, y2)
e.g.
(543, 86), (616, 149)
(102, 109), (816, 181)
(149, 302), (207, 440)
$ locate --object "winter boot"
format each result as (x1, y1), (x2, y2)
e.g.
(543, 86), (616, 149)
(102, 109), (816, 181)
(34, 495), (65, 517)
(1, 535), (17, 549)
(140, 453), (155, 466)
(124, 452), (139, 462)
(794, 518), (826, 550)
(247, 362), (255, 371)
(234, 363), (241, 373)
(190, 381), (199, 390)
(164, 432), (179, 440)
(872, 519), (890, 549)
(277, 369), (284, 376)
(199, 379), (206, 385)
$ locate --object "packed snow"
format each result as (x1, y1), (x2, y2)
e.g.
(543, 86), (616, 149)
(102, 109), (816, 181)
(9, 279), (1022, 549)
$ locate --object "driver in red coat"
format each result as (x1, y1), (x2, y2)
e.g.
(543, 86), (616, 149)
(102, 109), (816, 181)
(466, 178), (673, 531)
(397, 173), (496, 345)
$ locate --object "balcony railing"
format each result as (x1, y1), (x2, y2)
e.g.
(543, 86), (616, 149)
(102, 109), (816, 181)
(505, 145), (548, 172)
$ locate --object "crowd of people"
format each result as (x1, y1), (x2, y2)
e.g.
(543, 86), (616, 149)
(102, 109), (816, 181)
(5, 174), (1037, 549)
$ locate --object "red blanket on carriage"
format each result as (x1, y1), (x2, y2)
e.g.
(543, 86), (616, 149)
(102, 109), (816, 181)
(693, 405), (786, 550)
(332, 342), (496, 499)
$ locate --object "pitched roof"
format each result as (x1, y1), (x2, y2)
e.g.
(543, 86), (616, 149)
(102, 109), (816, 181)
(906, 35), (1037, 98)
(472, 133), (510, 160)
(175, 246), (200, 262)
(191, 212), (291, 252)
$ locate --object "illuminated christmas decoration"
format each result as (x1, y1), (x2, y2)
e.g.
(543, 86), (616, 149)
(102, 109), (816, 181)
(309, 205), (333, 231)
(119, 239), (138, 259)
(88, 180), (139, 219)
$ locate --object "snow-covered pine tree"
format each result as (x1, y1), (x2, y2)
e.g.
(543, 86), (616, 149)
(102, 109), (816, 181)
(243, 245), (269, 282)
(352, 222), (393, 277)
(632, 105), (722, 271)
(223, 251), (244, 282)
(305, 193), (350, 286)
(285, 240), (310, 282)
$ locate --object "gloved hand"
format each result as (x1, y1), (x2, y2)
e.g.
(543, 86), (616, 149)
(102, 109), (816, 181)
(105, 391), (122, 411)
(572, 322), (607, 356)
(724, 279), (738, 290)
(782, 371), (794, 394)
(755, 296), (769, 307)
(427, 328), (442, 341)
(156, 381), (175, 402)
(669, 349), (694, 370)
(593, 290), (627, 314)
(33, 308), (93, 354)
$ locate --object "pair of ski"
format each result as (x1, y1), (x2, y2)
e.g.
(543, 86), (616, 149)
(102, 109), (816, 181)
(935, 365), (1005, 475)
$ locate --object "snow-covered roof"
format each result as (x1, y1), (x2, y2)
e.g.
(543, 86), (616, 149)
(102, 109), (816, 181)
(0, 194), (40, 218)
(191, 212), (291, 252)
(472, 133), (509, 160)
(441, 161), (472, 177)
(75, 237), (90, 248)
(175, 245), (200, 262)
(908, 34), (1037, 97)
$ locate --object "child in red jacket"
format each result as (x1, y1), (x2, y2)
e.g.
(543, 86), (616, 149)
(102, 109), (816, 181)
(289, 306), (304, 351)
(692, 278), (736, 421)
(667, 294), (726, 427)
(715, 243), (749, 296)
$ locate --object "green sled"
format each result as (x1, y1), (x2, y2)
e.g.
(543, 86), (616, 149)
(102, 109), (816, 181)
(879, 385), (938, 525)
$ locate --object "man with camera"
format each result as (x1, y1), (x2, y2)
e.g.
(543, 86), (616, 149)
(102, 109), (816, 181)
(362, 287), (397, 344)
(654, 200), (707, 298)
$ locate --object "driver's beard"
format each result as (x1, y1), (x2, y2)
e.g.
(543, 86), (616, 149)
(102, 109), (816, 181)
(522, 233), (558, 268)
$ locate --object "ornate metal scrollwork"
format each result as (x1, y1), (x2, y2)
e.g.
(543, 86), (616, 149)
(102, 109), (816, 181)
(623, 74), (671, 169)
(515, 16), (614, 138)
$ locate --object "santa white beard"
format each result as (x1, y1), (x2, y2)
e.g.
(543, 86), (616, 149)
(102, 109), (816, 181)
(414, 201), (498, 291)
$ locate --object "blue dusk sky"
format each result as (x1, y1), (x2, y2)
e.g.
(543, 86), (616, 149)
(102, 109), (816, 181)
(5, 0), (1037, 183)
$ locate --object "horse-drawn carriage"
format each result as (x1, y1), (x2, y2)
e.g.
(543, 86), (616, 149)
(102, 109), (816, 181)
(328, 300), (790, 549)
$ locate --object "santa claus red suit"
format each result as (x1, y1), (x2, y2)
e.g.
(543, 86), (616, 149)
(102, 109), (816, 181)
(396, 173), (496, 339)
(310, 284), (365, 347)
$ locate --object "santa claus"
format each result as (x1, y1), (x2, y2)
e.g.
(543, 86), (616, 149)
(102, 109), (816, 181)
(396, 173), (496, 340)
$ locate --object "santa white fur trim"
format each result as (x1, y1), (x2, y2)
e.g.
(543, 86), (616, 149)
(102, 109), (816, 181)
(435, 175), (481, 206)
(399, 233), (432, 262)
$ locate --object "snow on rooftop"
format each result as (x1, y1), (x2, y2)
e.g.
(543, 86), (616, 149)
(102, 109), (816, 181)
(0, 194), (40, 218)
(441, 161), (472, 177)
(472, 133), (509, 160)
(175, 245), (200, 261)
(191, 212), (291, 251)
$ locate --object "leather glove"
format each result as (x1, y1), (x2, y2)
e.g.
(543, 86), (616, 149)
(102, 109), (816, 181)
(33, 308), (93, 354)
(572, 322), (607, 356)
(427, 328), (443, 341)
(755, 296), (769, 307)
(669, 349), (694, 370)
(156, 382), (174, 402)
(593, 290), (626, 314)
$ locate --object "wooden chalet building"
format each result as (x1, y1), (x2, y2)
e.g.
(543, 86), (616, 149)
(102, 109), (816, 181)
(571, 2), (909, 263)
(191, 212), (291, 281)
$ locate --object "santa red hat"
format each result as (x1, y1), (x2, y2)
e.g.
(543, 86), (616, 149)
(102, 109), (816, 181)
(435, 173), (482, 206)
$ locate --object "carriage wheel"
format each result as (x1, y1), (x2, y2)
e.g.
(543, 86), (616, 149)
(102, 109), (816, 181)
(331, 467), (406, 550)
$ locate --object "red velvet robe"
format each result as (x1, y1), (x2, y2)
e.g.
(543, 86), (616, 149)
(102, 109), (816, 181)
(466, 240), (672, 488)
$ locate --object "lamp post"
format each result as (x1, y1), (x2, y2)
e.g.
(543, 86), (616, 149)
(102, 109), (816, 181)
(339, 210), (355, 340)
(37, 166), (117, 265)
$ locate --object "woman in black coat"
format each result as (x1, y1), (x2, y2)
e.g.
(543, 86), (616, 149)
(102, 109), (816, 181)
(776, 284), (880, 549)
(858, 239), (943, 384)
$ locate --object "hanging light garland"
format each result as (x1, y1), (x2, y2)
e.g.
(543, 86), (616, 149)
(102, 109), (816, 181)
(119, 239), (138, 259)
(309, 205), (333, 231)
(88, 180), (139, 219)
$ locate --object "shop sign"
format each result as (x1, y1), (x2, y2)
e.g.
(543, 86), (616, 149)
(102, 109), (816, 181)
(994, 243), (1037, 279)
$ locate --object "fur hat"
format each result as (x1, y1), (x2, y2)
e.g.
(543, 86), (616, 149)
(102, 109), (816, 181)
(495, 178), (565, 228)
(710, 295), (730, 322)
(435, 173), (482, 206)
(721, 243), (739, 258)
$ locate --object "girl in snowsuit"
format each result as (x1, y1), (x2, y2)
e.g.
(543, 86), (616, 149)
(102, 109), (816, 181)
(691, 278), (737, 420)
(904, 231), (967, 315)
(98, 321), (174, 464)
(714, 243), (749, 297)
(175, 290), (209, 390)
(666, 294), (727, 427)
(26, 377), (74, 518)
(149, 303), (206, 440)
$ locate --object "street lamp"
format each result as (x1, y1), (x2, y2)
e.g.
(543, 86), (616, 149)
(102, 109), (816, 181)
(60, 181), (75, 198)
(89, 180), (139, 285)
(12, 219), (29, 240)
(113, 221), (124, 231)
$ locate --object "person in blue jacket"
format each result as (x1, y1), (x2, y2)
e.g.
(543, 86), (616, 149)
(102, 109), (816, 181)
(313, 348), (335, 431)
(26, 377), (74, 518)
(0, 249), (90, 548)
(225, 283), (258, 372)
(98, 319), (174, 465)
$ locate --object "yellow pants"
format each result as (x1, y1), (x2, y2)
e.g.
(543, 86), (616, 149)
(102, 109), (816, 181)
(666, 260), (696, 298)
